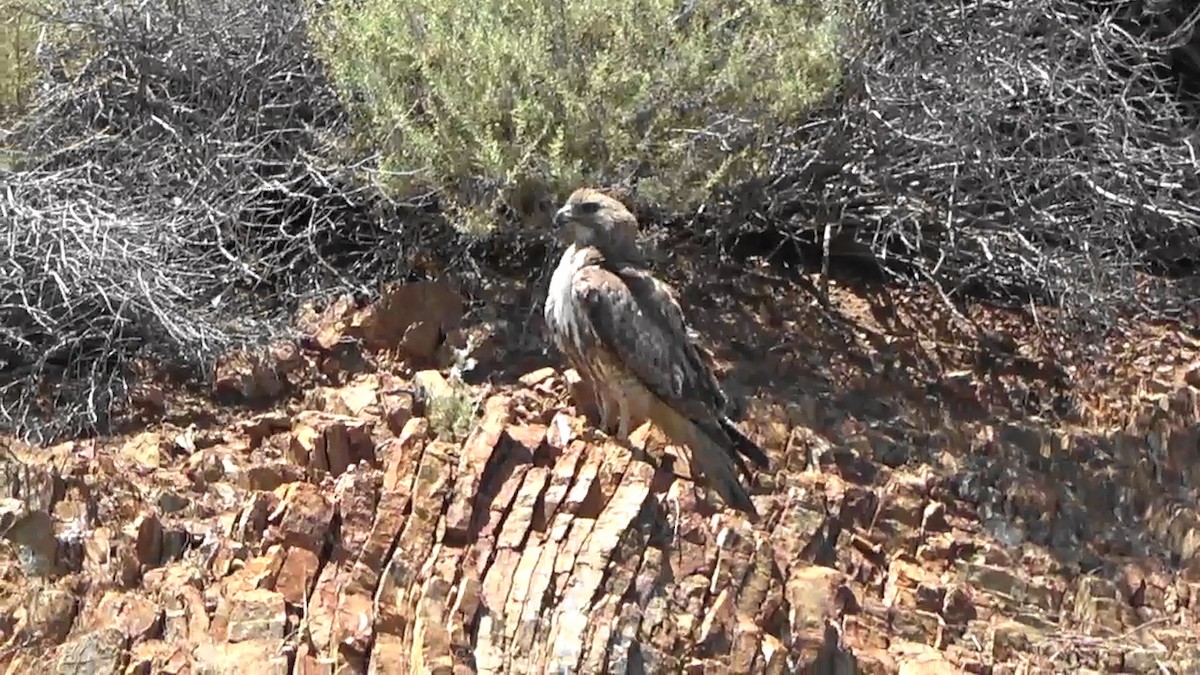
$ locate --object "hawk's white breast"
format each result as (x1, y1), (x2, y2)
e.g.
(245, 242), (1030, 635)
(544, 244), (588, 353)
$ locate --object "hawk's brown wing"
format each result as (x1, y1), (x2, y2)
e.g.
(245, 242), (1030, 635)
(572, 263), (768, 472)
(651, 279), (763, 461)
(574, 266), (720, 420)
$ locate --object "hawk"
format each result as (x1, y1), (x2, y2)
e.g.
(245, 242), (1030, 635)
(543, 187), (770, 518)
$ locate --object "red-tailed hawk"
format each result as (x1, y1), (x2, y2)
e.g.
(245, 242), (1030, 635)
(543, 187), (770, 518)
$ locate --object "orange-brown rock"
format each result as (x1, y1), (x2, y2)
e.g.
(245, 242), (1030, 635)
(7, 587), (77, 646)
(224, 588), (287, 643)
(0, 498), (57, 576)
(126, 640), (192, 674)
(54, 627), (128, 674)
(213, 348), (286, 403)
(1, 281), (1198, 674)
(193, 639), (291, 674)
(287, 411), (376, 479)
(353, 281), (465, 366)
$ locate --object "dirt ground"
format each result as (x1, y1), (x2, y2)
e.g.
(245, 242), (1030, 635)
(0, 268), (1197, 674)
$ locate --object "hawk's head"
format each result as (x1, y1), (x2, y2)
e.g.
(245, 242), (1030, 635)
(552, 188), (641, 258)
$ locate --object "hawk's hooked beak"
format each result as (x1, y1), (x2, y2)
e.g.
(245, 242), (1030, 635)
(552, 204), (573, 229)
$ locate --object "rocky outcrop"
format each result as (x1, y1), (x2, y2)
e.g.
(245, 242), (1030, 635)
(0, 281), (1197, 674)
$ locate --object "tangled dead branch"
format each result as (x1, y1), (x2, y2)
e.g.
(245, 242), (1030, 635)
(3, 0), (1199, 442)
(0, 169), (239, 439)
(719, 0), (1200, 332)
(0, 0), (463, 442)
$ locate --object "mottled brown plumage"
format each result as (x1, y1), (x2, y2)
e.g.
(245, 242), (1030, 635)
(543, 187), (770, 518)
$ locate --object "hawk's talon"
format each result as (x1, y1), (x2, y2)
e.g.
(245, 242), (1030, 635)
(579, 426), (606, 444)
(628, 443), (661, 469)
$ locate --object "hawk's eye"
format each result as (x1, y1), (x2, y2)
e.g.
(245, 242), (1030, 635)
(575, 201), (601, 215)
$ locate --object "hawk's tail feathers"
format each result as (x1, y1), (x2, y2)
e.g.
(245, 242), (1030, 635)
(719, 417), (771, 470)
(654, 405), (761, 521)
(718, 473), (760, 522)
(691, 438), (761, 521)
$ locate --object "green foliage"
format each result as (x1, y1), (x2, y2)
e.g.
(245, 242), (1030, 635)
(1, 0), (94, 129)
(0, 0), (43, 120)
(308, 0), (850, 233)
(426, 375), (482, 442)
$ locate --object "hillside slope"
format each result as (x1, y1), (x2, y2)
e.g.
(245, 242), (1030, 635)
(0, 278), (1198, 674)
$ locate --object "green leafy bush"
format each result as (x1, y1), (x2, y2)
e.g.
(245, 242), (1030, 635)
(308, 0), (850, 233)
(0, 0), (43, 121)
(426, 375), (482, 442)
